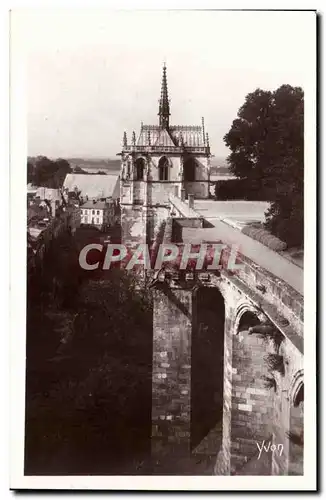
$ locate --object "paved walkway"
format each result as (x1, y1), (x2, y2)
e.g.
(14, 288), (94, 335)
(195, 200), (270, 226)
(182, 221), (303, 295)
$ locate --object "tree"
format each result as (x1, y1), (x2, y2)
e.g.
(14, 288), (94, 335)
(32, 156), (72, 188)
(53, 158), (72, 188)
(73, 165), (88, 174)
(27, 161), (35, 183)
(25, 229), (153, 474)
(224, 85), (304, 247)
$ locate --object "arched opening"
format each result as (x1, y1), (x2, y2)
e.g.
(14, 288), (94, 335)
(230, 306), (279, 475)
(288, 381), (304, 475)
(135, 158), (145, 181)
(191, 287), (225, 450)
(158, 156), (169, 181)
(238, 310), (261, 332)
(184, 157), (196, 182)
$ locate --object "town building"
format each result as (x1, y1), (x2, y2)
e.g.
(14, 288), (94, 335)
(80, 199), (117, 230)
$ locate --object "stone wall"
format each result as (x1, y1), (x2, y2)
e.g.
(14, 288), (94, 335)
(214, 274), (304, 476)
(152, 286), (193, 457)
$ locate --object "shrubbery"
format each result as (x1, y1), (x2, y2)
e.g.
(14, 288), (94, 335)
(25, 228), (153, 474)
(223, 85), (304, 248)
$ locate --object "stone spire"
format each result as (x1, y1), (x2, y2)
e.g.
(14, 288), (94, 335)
(202, 117), (206, 145)
(158, 62), (170, 129)
(122, 131), (127, 148)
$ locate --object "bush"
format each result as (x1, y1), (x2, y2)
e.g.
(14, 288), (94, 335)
(242, 223), (287, 251)
(214, 179), (269, 201)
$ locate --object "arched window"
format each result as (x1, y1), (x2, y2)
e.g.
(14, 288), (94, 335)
(184, 157), (196, 182)
(135, 158), (145, 180)
(158, 156), (169, 181)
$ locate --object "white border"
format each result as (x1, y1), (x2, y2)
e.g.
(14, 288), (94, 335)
(8, 4), (317, 492)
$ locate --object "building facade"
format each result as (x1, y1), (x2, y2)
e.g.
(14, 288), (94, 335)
(80, 200), (115, 230)
(119, 64), (211, 248)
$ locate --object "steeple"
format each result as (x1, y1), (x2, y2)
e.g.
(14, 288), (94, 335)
(158, 62), (170, 129)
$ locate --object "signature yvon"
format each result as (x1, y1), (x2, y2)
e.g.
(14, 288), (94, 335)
(257, 440), (284, 460)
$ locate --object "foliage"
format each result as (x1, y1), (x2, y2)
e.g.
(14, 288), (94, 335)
(28, 156), (72, 188)
(242, 223), (287, 251)
(224, 85), (304, 247)
(257, 329), (284, 353)
(25, 228), (153, 474)
(73, 166), (107, 175)
(264, 353), (285, 376)
(286, 431), (304, 447)
(261, 375), (277, 392)
(214, 178), (267, 201)
(73, 165), (88, 174)
(27, 161), (34, 183)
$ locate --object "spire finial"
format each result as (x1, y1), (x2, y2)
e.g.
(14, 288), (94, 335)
(206, 132), (210, 148)
(147, 129), (151, 146)
(158, 62), (170, 129)
(122, 131), (127, 148)
(132, 131), (136, 146)
(202, 117), (205, 145)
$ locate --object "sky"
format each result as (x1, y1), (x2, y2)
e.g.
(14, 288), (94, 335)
(20, 9), (315, 159)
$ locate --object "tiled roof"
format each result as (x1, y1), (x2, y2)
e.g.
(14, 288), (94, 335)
(35, 187), (61, 201)
(136, 124), (206, 148)
(81, 200), (108, 210)
(63, 174), (120, 200)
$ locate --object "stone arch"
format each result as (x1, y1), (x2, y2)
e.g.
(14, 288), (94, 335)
(289, 369), (304, 406)
(158, 156), (170, 181)
(234, 300), (264, 335)
(288, 371), (304, 475)
(191, 286), (225, 450)
(228, 301), (277, 475)
(135, 157), (146, 180)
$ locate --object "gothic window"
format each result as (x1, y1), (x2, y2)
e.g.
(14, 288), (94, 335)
(184, 157), (196, 182)
(135, 158), (145, 180)
(158, 156), (169, 181)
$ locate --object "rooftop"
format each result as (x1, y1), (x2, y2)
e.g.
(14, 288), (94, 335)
(63, 174), (120, 200)
(81, 200), (109, 210)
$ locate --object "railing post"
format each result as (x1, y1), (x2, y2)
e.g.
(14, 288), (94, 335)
(188, 193), (194, 209)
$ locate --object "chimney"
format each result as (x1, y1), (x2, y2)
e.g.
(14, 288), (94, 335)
(181, 188), (186, 202)
(188, 193), (194, 209)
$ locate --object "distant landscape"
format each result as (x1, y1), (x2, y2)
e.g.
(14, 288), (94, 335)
(28, 155), (229, 176)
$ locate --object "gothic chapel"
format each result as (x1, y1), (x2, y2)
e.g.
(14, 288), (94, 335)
(119, 64), (211, 247)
